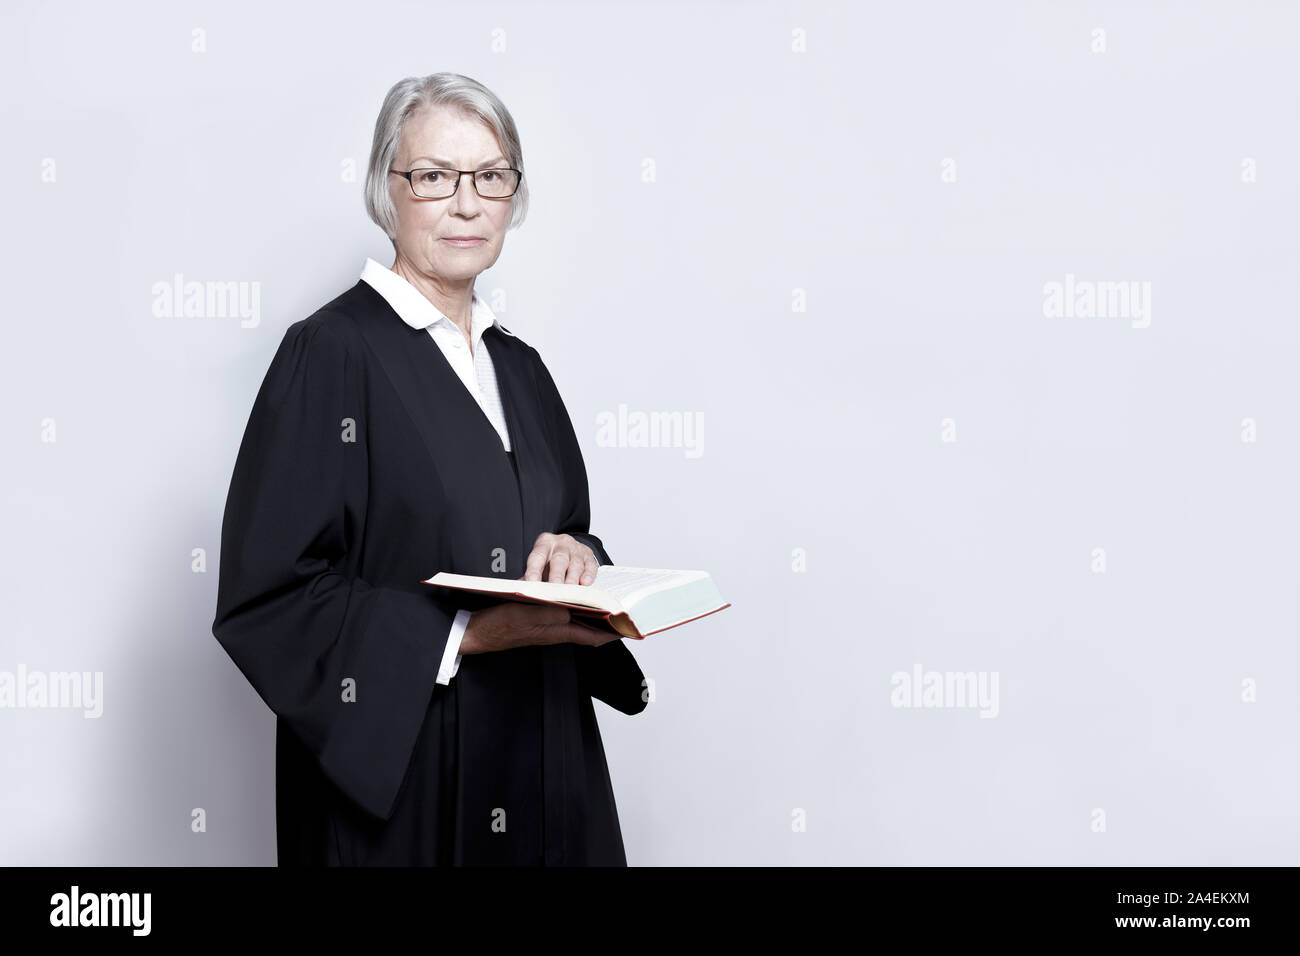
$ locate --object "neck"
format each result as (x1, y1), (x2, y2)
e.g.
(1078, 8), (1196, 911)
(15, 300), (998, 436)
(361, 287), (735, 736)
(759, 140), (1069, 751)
(390, 254), (474, 337)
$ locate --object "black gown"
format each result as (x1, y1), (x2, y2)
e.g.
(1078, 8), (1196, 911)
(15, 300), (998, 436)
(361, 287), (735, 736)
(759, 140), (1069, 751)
(211, 278), (647, 866)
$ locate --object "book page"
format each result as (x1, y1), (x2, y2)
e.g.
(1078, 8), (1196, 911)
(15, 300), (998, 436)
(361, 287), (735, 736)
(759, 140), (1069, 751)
(593, 566), (708, 608)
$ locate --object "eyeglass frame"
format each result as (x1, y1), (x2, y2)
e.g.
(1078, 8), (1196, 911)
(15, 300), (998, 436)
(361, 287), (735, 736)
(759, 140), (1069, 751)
(388, 166), (523, 199)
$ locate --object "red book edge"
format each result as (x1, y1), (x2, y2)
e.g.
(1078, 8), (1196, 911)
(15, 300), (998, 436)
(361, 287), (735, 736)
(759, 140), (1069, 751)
(422, 580), (730, 639)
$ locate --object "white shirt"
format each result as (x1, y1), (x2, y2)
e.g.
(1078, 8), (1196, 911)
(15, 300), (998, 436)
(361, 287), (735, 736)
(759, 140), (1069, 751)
(359, 256), (516, 685)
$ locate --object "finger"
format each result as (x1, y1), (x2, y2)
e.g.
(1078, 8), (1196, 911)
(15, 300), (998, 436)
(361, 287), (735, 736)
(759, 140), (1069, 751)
(572, 615), (621, 642)
(546, 550), (571, 584)
(578, 556), (598, 586)
(563, 552), (585, 585)
(569, 622), (611, 645)
(522, 539), (553, 582)
(590, 627), (624, 646)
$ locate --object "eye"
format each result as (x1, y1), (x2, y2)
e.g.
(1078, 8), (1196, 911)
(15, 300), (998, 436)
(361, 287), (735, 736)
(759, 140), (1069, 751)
(480, 170), (501, 182)
(419, 170), (445, 182)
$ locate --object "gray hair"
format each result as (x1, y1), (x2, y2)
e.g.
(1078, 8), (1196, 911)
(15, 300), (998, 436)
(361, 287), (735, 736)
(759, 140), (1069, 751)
(364, 72), (529, 245)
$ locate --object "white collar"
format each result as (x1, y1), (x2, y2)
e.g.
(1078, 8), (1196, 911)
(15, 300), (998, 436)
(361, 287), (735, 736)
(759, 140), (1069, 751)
(359, 256), (514, 338)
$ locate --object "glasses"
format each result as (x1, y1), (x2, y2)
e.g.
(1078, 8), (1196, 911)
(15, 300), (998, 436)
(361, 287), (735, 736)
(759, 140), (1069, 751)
(389, 166), (522, 200)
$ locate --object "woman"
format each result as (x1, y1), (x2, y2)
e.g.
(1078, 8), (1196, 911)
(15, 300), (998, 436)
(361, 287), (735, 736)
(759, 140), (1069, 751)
(211, 73), (647, 866)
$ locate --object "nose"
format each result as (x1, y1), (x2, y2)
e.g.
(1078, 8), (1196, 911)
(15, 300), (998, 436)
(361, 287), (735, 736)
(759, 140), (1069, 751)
(451, 173), (484, 215)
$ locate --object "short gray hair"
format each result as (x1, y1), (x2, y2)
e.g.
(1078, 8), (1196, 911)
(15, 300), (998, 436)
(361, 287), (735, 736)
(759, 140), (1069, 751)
(364, 72), (529, 246)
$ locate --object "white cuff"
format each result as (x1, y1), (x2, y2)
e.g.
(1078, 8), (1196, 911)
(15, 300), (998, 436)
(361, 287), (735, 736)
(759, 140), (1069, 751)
(437, 609), (470, 685)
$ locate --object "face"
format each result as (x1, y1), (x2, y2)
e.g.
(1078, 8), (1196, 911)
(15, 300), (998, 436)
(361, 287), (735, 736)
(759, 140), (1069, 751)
(388, 104), (514, 282)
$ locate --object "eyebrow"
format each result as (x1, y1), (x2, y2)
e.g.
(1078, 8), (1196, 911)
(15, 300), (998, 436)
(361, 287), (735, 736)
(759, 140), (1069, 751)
(409, 156), (508, 169)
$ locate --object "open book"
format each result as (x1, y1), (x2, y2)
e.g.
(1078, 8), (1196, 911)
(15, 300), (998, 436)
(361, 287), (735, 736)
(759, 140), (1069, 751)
(422, 566), (730, 639)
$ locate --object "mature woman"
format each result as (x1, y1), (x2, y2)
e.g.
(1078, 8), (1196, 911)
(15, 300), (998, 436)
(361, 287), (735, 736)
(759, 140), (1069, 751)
(211, 73), (647, 866)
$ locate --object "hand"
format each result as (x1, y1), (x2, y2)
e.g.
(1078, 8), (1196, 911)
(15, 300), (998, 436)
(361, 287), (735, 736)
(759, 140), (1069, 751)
(459, 602), (624, 654)
(523, 532), (598, 585)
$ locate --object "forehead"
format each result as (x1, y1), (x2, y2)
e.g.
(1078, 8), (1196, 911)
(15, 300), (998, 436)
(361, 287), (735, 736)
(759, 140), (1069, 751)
(398, 105), (502, 163)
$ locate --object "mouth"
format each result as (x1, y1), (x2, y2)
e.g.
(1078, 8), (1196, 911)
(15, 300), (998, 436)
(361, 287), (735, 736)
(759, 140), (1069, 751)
(442, 237), (486, 247)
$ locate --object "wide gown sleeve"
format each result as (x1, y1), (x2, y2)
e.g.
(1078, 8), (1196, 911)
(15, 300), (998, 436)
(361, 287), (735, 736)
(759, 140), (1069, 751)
(528, 347), (648, 717)
(212, 317), (462, 821)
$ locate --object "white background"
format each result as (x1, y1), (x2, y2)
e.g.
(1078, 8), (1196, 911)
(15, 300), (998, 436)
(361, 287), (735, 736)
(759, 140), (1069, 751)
(1, 0), (1296, 865)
